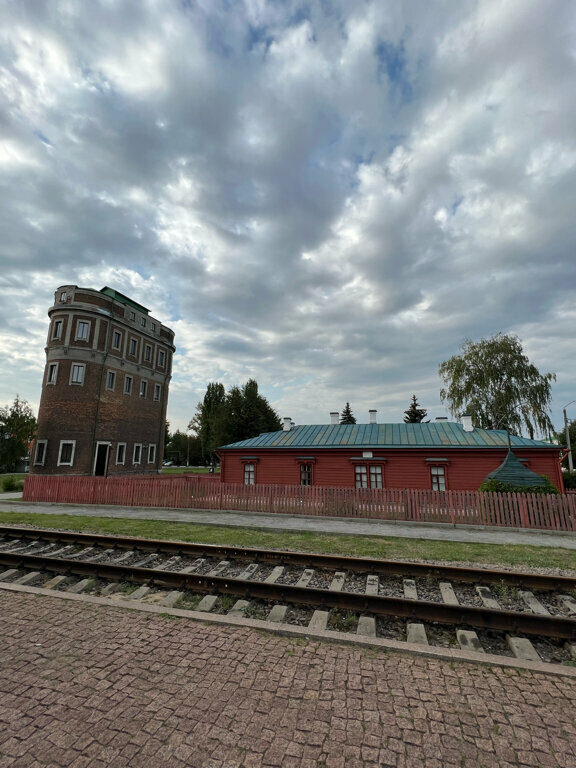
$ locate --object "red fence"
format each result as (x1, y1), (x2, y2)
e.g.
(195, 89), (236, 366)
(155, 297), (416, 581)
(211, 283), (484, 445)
(21, 474), (576, 532)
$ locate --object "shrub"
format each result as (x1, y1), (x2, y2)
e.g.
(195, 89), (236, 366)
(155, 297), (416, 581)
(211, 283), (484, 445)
(562, 471), (576, 489)
(479, 476), (560, 495)
(2, 476), (24, 492)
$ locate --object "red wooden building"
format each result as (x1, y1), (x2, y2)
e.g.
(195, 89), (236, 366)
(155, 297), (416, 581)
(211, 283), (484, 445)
(217, 417), (564, 492)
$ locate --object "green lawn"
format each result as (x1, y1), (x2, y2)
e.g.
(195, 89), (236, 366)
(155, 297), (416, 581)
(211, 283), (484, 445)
(0, 509), (574, 571)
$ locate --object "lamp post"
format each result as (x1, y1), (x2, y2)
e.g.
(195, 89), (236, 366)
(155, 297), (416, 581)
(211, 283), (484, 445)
(563, 401), (576, 473)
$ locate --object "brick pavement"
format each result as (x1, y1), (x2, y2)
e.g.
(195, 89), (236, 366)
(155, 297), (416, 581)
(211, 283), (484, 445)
(1, 591), (575, 768)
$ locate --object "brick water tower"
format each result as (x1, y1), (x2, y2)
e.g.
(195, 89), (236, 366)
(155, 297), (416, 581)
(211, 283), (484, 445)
(31, 285), (175, 476)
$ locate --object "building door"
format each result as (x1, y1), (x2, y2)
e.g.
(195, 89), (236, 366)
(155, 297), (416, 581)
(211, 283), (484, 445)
(94, 443), (110, 476)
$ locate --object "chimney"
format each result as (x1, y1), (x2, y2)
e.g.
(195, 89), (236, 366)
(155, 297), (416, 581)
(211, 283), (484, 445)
(369, 410), (377, 424)
(283, 417), (292, 431)
(435, 416), (448, 421)
(330, 412), (339, 425)
(461, 414), (473, 432)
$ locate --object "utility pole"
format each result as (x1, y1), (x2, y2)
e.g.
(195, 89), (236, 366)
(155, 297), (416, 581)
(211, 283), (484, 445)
(563, 402), (576, 473)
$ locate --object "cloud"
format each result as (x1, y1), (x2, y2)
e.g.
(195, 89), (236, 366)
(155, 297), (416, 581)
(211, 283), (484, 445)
(1, 0), (575, 435)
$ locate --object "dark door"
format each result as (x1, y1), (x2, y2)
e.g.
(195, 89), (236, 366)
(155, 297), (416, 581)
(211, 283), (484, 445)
(94, 444), (109, 476)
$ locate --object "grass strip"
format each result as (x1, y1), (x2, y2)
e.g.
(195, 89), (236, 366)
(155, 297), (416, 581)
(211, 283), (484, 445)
(0, 509), (575, 570)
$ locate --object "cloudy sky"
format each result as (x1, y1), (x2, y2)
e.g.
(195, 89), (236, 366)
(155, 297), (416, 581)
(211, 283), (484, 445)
(1, 0), (575, 436)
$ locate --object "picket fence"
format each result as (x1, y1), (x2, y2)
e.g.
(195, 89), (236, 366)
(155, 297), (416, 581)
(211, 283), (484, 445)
(21, 474), (576, 532)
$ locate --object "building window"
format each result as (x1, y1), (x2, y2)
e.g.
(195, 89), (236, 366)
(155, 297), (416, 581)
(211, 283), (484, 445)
(244, 463), (255, 485)
(133, 444), (142, 464)
(141, 317), (146, 328)
(60, 292), (67, 302)
(34, 440), (47, 466)
(129, 338), (137, 356)
(106, 370), (116, 390)
(369, 465), (383, 488)
(116, 443), (126, 465)
(431, 466), (446, 491)
(52, 319), (63, 339)
(70, 364), (85, 385)
(355, 465), (368, 488)
(57, 441), (76, 466)
(300, 464), (312, 486)
(158, 349), (165, 367)
(47, 363), (58, 385)
(129, 311), (136, 321)
(153, 384), (161, 402)
(76, 321), (90, 341)
(139, 380), (148, 398)
(144, 344), (152, 362)
(124, 375), (133, 395)
(112, 330), (121, 349)
(148, 444), (156, 463)
(151, 322), (156, 332)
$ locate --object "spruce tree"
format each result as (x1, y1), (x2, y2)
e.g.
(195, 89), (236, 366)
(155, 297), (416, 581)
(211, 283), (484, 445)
(403, 395), (427, 424)
(340, 402), (357, 424)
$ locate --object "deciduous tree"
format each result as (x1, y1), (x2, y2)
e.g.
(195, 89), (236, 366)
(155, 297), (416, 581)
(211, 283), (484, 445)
(439, 333), (555, 439)
(0, 396), (37, 472)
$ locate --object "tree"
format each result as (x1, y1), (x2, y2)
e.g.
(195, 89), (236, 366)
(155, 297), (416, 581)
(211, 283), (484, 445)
(191, 379), (281, 463)
(0, 396), (37, 472)
(553, 419), (576, 469)
(340, 403), (357, 424)
(403, 395), (427, 423)
(439, 333), (555, 439)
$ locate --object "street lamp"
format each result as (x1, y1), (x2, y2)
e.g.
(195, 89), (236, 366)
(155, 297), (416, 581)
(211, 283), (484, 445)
(563, 401), (576, 473)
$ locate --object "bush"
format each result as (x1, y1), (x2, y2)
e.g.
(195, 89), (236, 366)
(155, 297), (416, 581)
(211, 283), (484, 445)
(2, 476), (24, 492)
(479, 476), (560, 495)
(562, 471), (576, 489)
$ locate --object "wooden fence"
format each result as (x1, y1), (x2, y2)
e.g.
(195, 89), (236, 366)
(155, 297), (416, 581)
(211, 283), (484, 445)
(21, 474), (576, 532)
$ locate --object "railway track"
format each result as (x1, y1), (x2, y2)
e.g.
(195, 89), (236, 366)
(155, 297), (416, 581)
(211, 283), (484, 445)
(1, 525), (575, 665)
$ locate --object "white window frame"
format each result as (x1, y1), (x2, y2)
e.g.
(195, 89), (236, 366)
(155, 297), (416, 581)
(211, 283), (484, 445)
(52, 319), (63, 340)
(76, 320), (90, 341)
(57, 440), (76, 467)
(60, 291), (67, 302)
(47, 362), (59, 385)
(124, 375), (133, 395)
(133, 443), (142, 465)
(116, 443), (126, 465)
(153, 383), (161, 402)
(431, 465), (446, 491)
(70, 363), (85, 385)
(355, 465), (368, 489)
(112, 330), (121, 350)
(369, 465), (383, 488)
(34, 440), (47, 466)
(139, 379), (148, 398)
(244, 463), (255, 485)
(106, 370), (116, 391)
(148, 444), (156, 464)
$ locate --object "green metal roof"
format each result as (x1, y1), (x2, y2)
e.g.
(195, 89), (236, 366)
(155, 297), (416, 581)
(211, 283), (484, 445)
(100, 286), (149, 314)
(218, 422), (556, 451)
(485, 450), (547, 487)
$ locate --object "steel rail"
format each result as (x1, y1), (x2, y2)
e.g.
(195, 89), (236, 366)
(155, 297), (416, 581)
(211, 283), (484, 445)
(0, 524), (575, 591)
(1, 551), (575, 641)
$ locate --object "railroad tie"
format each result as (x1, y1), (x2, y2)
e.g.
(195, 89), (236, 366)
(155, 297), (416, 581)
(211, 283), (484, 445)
(476, 585), (501, 610)
(519, 591), (550, 616)
(559, 595), (576, 615)
(403, 579), (417, 600)
(264, 566), (284, 584)
(308, 610), (329, 632)
(366, 575), (379, 595)
(179, 558), (206, 573)
(196, 594), (218, 612)
(267, 605), (287, 623)
(228, 600), (249, 617)
(207, 560), (230, 577)
(67, 578), (97, 595)
(406, 623), (428, 645)
(124, 585), (151, 601)
(14, 571), (41, 586)
(42, 574), (68, 589)
(439, 582), (459, 606)
(356, 616), (376, 637)
(160, 590), (184, 608)
(0, 569), (20, 581)
(237, 563), (259, 580)
(295, 569), (315, 588)
(456, 630), (484, 653)
(329, 572), (346, 591)
(506, 636), (541, 661)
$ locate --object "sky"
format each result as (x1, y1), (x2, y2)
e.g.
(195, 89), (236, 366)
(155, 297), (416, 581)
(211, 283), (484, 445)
(1, 0), (575, 437)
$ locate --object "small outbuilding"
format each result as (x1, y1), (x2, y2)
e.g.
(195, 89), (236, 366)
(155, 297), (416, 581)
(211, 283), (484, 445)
(217, 414), (563, 492)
